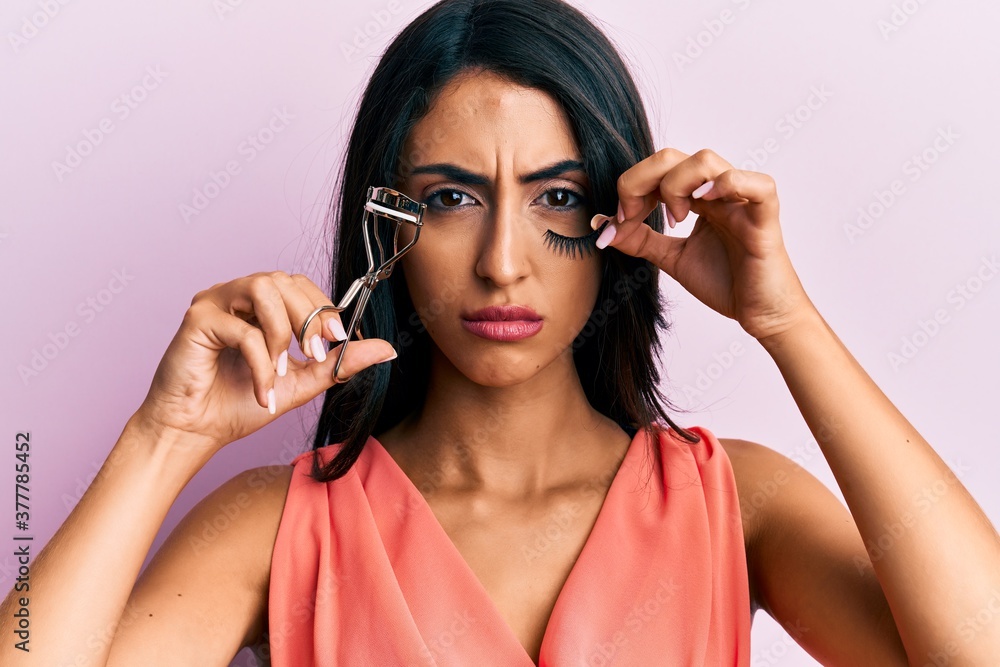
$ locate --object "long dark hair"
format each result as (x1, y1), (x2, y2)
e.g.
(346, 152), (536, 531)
(308, 0), (700, 483)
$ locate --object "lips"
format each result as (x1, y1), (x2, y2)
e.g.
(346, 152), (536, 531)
(463, 305), (541, 322)
(461, 304), (543, 341)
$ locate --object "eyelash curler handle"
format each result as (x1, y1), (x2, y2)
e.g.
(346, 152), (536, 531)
(328, 186), (426, 380)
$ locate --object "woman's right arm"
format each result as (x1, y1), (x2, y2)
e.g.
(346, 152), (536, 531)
(0, 271), (397, 665)
(0, 414), (252, 666)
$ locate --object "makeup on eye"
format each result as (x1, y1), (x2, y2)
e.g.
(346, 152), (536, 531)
(415, 181), (601, 260)
(423, 188), (476, 209)
(542, 225), (603, 260)
(421, 185), (588, 212)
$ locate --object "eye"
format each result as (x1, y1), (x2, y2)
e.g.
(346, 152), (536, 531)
(543, 227), (602, 260)
(424, 188), (477, 209)
(537, 188), (584, 210)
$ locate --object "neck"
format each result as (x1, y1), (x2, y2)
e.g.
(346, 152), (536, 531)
(380, 346), (630, 498)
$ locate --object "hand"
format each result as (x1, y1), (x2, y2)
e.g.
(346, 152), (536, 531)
(596, 148), (818, 344)
(135, 271), (397, 457)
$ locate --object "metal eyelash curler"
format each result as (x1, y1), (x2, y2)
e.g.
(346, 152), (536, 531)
(298, 186), (426, 380)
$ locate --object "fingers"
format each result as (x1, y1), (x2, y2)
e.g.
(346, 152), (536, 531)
(278, 338), (396, 413)
(260, 272), (330, 361)
(212, 272), (348, 368)
(287, 273), (350, 344)
(619, 148), (770, 228)
(196, 270), (380, 417)
(595, 212), (684, 275)
(226, 274), (294, 373)
(659, 149), (735, 225)
(617, 147), (689, 224)
(199, 304), (277, 411)
(694, 168), (780, 222)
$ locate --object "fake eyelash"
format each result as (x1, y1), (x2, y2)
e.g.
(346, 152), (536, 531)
(542, 222), (605, 260)
(423, 187), (600, 260)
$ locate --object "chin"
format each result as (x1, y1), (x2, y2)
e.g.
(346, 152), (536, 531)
(448, 349), (548, 387)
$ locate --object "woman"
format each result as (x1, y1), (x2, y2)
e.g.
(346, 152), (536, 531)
(3, 0), (998, 664)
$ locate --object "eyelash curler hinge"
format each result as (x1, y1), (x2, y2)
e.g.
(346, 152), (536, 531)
(299, 186), (426, 381)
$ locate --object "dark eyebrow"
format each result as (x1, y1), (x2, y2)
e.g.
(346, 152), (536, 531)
(407, 159), (587, 186)
(521, 159), (587, 183)
(408, 163), (489, 186)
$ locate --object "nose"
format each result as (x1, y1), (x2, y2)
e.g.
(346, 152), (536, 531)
(474, 196), (531, 287)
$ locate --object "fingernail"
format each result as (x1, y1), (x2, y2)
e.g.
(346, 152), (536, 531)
(665, 207), (676, 229)
(378, 349), (398, 363)
(310, 334), (327, 362)
(590, 214), (611, 231)
(267, 387), (276, 415)
(692, 180), (715, 199)
(277, 349), (288, 377)
(327, 318), (348, 342)
(616, 202), (625, 223)
(595, 222), (617, 249)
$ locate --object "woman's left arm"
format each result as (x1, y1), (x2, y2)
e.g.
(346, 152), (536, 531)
(602, 147), (1000, 665)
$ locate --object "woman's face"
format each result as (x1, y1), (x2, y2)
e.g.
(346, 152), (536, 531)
(394, 69), (603, 387)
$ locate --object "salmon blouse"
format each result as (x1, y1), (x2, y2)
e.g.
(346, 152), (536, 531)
(267, 424), (752, 665)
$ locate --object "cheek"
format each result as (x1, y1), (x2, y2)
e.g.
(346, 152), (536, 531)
(571, 265), (604, 338)
(541, 257), (604, 333)
(400, 235), (469, 326)
(408, 223), (476, 271)
(541, 248), (602, 288)
(581, 262), (604, 310)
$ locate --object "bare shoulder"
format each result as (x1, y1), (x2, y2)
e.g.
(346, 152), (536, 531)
(715, 436), (805, 539)
(715, 436), (821, 565)
(107, 464), (294, 665)
(715, 437), (777, 615)
(715, 437), (907, 663)
(715, 435), (843, 547)
(715, 438), (773, 540)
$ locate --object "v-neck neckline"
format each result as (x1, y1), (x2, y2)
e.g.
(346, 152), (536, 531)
(366, 427), (645, 665)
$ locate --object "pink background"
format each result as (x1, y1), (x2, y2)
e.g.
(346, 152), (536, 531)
(2, 0), (998, 664)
